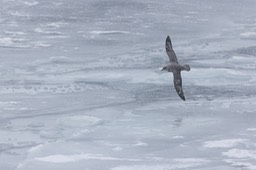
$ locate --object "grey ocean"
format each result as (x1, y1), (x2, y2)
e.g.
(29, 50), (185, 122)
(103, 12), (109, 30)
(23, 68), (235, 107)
(1, 0), (256, 169)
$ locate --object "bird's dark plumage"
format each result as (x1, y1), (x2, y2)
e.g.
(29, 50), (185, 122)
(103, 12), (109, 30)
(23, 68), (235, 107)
(165, 36), (178, 64)
(162, 36), (190, 101)
(173, 70), (185, 101)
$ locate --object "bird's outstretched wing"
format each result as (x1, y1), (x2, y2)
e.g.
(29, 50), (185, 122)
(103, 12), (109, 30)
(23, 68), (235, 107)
(165, 36), (178, 63)
(173, 70), (185, 101)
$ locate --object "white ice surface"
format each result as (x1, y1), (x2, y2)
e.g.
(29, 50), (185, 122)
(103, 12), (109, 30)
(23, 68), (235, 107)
(203, 139), (248, 148)
(223, 149), (256, 159)
(1, 0), (256, 170)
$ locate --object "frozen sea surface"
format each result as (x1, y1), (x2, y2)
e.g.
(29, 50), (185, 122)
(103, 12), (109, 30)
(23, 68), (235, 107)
(1, 0), (256, 169)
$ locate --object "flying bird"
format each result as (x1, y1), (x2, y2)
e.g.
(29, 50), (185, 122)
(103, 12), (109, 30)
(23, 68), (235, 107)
(161, 36), (190, 101)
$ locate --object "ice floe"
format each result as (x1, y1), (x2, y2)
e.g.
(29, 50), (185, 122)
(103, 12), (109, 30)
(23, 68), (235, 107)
(203, 139), (248, 148)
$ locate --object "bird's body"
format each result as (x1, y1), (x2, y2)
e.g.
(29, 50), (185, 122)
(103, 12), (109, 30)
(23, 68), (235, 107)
(162, 63), (190, 72)
(162, 36), (190, 101)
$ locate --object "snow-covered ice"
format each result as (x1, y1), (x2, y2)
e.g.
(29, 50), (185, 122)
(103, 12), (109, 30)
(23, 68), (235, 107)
(1, 0), (256, 169)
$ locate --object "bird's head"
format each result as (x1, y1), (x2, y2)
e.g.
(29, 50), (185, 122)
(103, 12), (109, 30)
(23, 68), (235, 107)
(161, 66), (167, 72)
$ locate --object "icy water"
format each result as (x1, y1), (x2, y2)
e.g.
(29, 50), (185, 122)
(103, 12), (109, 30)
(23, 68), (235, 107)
(1, 0), (256, 169)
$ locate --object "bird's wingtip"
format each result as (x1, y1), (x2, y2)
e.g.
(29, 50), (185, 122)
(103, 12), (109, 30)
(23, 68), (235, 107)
(181, 96), (186, 101)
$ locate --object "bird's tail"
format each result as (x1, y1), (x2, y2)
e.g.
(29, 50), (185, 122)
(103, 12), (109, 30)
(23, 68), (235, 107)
(183, 64), (190, 71)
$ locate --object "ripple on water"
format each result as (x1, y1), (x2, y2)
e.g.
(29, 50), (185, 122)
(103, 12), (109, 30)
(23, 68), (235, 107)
(0, 83), (108, 94)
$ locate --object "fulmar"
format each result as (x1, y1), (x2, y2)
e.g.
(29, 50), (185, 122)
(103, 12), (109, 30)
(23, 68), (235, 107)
(161, 36), (190, 101)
